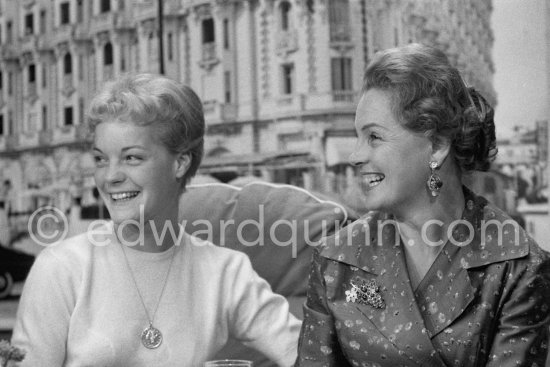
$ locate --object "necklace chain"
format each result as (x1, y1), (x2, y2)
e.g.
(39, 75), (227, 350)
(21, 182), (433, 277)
(120, 243), (177, 329)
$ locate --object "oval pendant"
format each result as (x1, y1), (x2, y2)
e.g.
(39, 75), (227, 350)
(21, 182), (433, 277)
(141, 324), (163, 349)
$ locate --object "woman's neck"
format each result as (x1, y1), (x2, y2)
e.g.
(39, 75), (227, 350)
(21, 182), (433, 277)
(394, 177), (465, 250)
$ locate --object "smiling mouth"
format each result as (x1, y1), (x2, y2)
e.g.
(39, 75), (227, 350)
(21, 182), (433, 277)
(361, 173), (385, 188)
(110, 191), (140, 202)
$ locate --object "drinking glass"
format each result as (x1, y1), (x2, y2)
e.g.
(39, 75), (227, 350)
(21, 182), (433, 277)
(204, 360), (252, 367)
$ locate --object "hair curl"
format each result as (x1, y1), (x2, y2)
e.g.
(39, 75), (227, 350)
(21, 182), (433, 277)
(363, 43), (497, 173)
(88, 73), (205, 187)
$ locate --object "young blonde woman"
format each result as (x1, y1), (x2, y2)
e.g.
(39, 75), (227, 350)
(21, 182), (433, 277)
(13, 74), (300, 366)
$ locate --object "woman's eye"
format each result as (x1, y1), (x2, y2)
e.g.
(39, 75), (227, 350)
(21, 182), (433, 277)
(93, 155), (107, 166)
(368, 133), (381, 142)
(125, 155), (142, 164)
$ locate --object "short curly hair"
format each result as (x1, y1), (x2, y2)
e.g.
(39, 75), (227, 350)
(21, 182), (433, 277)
(363, 43), (497, 173)
(88, 73), (205, 187)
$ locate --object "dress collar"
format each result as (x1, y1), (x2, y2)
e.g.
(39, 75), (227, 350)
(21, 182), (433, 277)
(320, 186), (530, 272)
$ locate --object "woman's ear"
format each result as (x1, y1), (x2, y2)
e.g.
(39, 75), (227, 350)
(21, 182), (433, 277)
(430, 136), (452, 166)
(175, 153), (191, 179)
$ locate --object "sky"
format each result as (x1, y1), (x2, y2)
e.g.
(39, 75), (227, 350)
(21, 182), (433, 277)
(491, 0), (548, 139)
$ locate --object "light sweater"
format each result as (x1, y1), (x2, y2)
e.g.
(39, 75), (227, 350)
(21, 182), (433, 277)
(12, 223), (301, 366)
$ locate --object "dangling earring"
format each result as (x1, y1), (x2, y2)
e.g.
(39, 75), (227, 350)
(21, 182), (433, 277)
(427, 161), (443, 197)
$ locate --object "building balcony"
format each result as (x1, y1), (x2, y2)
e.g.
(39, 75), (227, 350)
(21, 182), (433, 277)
(275, 94), (306, 111)
(0, 44), (19, 61)
(330, 24), (351, 43)
(276, 30), (298, 56)
(21, 0), (36, 8)
(53, 24), (74, 45)
(20, 34), (38, 53)
(134, 1), (156, 21)
(38, 129), (53, 146)
(164, 0), (186, 18)
(199, 42), (219, 70)
(90, 12), (116, 34)
(331, 90), (356, 103)
(36, 34), (54, 53)
(114, 12), (136, 31)
(73, 23), (92, 43)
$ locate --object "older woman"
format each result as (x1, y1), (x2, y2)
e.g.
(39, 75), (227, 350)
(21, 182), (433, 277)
(296, 44), (550, 366)
(12, 73), (300, 366)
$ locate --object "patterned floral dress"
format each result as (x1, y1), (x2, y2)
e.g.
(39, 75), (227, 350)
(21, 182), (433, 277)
(296, 188), (550, 367)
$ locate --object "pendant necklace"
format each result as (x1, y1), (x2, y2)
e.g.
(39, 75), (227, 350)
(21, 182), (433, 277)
(120, 243), (176, 349)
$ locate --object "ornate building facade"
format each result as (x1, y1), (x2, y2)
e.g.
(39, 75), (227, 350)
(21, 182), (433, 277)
(0, 0), (495, 221)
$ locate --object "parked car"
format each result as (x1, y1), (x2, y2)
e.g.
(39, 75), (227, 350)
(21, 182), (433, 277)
(0, 245), (35, 299)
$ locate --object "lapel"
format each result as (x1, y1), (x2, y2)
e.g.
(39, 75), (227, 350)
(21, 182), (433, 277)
(322, 213), (447, 367)
(320, 187), (531, 359)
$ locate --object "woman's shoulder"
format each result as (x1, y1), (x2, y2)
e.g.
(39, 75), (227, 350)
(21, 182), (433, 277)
(37, 222), (113, 266)
(463, 189), (549, 269)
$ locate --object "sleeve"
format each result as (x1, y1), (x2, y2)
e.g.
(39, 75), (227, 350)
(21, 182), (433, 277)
(226, 252), (302, 367)
(295, 250), (350, 366)
(485, 253), (550, 367)
(11, 248), (78, 367)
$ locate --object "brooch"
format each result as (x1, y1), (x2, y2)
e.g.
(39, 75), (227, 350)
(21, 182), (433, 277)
(345, 279), (385, 309)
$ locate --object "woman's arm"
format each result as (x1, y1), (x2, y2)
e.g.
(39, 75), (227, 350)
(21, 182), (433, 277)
(486, 252), (550, 367)
(11, 249), (77, 367)
(295, 250), (350, 366)
(226, 251), (302, 367)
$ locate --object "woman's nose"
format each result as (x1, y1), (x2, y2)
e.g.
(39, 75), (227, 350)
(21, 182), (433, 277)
(104, 163), (126, 184)
(349, 145), (368, 167)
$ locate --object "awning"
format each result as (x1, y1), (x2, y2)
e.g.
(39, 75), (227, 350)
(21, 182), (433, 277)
(325, 137), (356, 166)
(199, 151), (318, 173)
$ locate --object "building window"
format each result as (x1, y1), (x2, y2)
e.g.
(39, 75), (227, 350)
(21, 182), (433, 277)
(42, 105), (47, 130)
(8, 111), (13, 135)
(79, 98), (85, 125)
(78, 55), (84, 80)
(64, 53), (72, 74)
(328, 0), (350, 42)
(0, 71), (3, 91)
(40, 9), (47, 33)
(280, 1), (291, 31)
(64, 106), (73, 126)
(331, 57), (352, 91)
(6, 21), (13, 43)
(223, 19), (229, 49)
(120, 45), (126, 71)
(25, 13), (34, 35)
(224, 71), (231, 103)
(281, 63), (294, 95)
(118, 0), (125, 11)
(42, 64), (48, 88)
(7, 73), (12, 95)
(202, 18), (215, 43)
(0, 115), (3, 136)
(104, 42), (113, 65)
(60, 2), (70, 25)
(167, 33), (173, 61)
(77, 0), (83, 22)
(147, 32), (158, 62)
(100, 0), (111, 13)
(28, 64), (36, 83)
